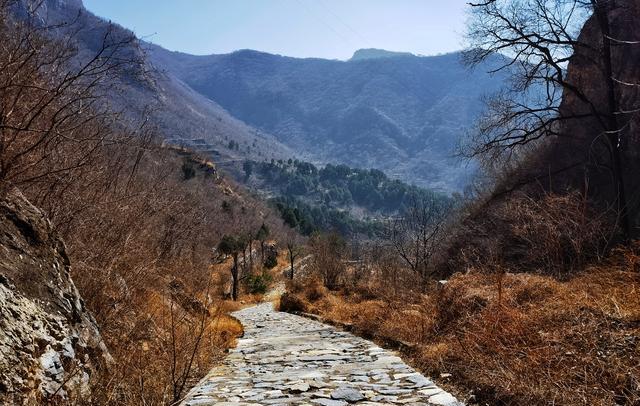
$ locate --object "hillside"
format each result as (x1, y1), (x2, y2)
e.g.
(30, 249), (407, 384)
(243, 159), (451, 236)
(13, 0), (293, 164)
(146, 45), (509, 191)
(0, 2), (295, 402)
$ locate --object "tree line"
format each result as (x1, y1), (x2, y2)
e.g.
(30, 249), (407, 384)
(246, 159), (448, 214)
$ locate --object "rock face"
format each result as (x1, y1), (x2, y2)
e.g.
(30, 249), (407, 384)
(0, 188), (110, 404)
(553, 0), (640, 228)
(513, 1), (640, 223)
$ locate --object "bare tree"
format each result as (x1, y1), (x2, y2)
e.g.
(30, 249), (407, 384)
(218, 235), (243, 301)
(465, 0), (590, 157)
(465, 0), (640, 240)
(285, 232), (304, 280)
(385, 196), (449, 281)
(168, 279), (219, 403)
(309, 232), (347, 289)
(0, 1), (142, 191)
(256, 223), (270, 266)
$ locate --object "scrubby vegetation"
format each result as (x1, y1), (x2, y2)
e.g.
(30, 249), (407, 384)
(281, 193), (640, 405)
(282, 252), (640, 405)
(278, 1), (640, 405)
(0, 3), (293, 404)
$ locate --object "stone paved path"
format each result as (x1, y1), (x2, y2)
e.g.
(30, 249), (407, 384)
(181, 303), (462, 406)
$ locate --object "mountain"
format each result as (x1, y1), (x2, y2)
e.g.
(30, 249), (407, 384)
(350, 48), (415, 60)
(146, 46), (508, 191)
(14, 0), (508, 192)
(11, 0), (293, 165)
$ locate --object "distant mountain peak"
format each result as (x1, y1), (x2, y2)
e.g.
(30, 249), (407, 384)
(350, 48), (415, 61)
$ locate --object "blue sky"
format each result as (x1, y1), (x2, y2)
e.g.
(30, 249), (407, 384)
(83, 0), (469, 60)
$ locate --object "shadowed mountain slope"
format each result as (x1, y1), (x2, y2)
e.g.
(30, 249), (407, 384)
(12, 0), (293, 165)
(147, 46), (509, 191)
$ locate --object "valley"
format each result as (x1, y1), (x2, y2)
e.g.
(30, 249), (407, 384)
(242, 159), (451, 236)
(1, 1), (639, 406)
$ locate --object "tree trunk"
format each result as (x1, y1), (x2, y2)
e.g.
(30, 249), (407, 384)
(231, 253), (239, 301)
(249, 240), (253, 273)
(288, 247), (294, 280)
(596, 0), (632, 242)
(242, 247), (247, 273)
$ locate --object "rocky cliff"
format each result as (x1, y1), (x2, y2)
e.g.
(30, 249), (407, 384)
(0, 188), (110, 404)
(438, 0), (640, 275)
(554, 0), (640, 228)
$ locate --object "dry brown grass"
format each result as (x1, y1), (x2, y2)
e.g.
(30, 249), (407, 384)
(440, 191), (614, 279)
(0, 3), (297, 403)
(428, 267), (640, 405)
(284, 247), (640, 405)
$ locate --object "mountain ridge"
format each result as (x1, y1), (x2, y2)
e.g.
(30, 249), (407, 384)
(146, 45), (508, 191)
(17, 0), (509, 193)
(350, 48), (416, 60)
(12, 0), (295, 166)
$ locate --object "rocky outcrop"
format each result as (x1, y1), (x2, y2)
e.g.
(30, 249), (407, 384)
(437, 1), (640, 276)
(0, 188), (110, 404)
(484, 1), (640, 213)
(554, 0), (640, 227)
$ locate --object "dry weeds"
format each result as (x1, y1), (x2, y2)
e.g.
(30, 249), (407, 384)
(284, 247), (640, 405)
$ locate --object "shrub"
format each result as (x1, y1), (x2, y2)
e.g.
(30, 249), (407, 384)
(245, 272), (272, 294)
(263, 252), (278, 269)
(304, 278), (327, 302)
(504, 192), (610, 275)
(309, 232), (348, 289)
(443, 190), (612, 279)
(278, 292), (308, 313)
(181, 160), (196, 180)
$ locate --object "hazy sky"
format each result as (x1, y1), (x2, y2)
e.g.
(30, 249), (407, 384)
(83, 0), (469, 60)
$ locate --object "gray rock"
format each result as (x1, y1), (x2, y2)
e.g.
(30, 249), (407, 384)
(289, 382), (311, 393)
(376, 388), (413, 395)
(406, 375), (433, 388)
(313, 398), (349, 406)
(429, 392), (461, 406)
(331, 387), (365, 402)
(0, 190), (110, 404)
